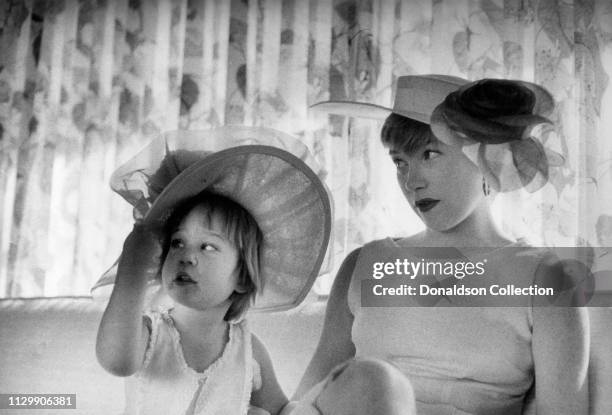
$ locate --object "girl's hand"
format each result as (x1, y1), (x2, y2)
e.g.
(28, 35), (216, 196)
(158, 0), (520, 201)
(118, 223), (162, 277)
(97, 222), (160, 376)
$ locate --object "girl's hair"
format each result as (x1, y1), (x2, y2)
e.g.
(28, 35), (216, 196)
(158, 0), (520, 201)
(159, 191), (263, 321)
(380, 113), (434, 153)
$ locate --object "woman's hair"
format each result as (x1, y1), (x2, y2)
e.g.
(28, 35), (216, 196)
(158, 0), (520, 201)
(380, 113), (434, 153)
(158, 191), (263, 321)
(596, 214), (612, 245)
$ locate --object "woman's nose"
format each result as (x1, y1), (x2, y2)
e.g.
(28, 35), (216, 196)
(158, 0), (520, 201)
(400, 165), (426, 192)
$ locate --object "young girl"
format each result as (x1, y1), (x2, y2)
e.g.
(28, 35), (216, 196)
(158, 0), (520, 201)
(289, 76), (589, 415)
(94, 127), (332, 415)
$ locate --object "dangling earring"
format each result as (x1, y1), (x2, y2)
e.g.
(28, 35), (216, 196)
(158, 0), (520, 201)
(482, 176), (491, 196)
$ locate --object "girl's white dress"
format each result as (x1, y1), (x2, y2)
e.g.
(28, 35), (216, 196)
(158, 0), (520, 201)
(124, 309), (268, 415)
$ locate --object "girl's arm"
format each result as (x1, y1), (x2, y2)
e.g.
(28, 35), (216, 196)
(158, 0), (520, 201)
(250, 334), (289, 415)
(532, 305), (590, 414)
(95, 224), (161, 376)
(292, 248), (360, 399)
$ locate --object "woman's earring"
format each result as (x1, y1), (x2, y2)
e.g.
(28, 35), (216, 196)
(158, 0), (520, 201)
(482, 177), (491, 196)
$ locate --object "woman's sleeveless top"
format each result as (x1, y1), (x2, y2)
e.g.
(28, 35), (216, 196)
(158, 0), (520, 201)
(348, 238), (546, 415)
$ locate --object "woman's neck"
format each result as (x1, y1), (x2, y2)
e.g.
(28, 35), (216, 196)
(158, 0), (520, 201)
(422, 201), (513, 247)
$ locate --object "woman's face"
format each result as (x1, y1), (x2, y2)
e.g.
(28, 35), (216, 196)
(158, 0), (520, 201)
(389, 137), (486, 232)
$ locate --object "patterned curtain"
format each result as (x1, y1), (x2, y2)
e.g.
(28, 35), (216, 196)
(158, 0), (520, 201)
(1, 0), (611, 297)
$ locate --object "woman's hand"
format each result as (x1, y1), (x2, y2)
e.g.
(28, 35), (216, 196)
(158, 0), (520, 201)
(293, 249), (359, 399)
(532, 306), (589, 415)
(250, 335), (289, 415)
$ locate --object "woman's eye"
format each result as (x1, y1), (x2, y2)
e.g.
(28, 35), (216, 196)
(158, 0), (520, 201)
(423, 150), (440, 160)
(170, 238), (183, 249)
(201, 243), (217, 251)
(393, 159), (407, 168)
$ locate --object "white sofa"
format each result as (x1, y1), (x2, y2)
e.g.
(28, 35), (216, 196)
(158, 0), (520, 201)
(0, 296), (610, 414)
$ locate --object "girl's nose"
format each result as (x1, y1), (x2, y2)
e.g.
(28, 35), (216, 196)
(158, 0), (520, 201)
(179, 251), (198, 266)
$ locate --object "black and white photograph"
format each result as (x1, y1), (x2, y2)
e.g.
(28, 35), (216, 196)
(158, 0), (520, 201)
(1, 0), (611, 414)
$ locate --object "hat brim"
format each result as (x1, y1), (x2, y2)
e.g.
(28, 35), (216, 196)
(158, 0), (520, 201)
(92, 128), (332, 312)
(310, 75), (469, 124)
(310, 101), (392, 120)
(310, 101), (434, 124)
(144, 145), (332, 312)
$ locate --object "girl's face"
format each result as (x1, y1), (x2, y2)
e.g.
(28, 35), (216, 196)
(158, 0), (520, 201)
(390, 137), (485, 232)
(161, 204), (242, 311)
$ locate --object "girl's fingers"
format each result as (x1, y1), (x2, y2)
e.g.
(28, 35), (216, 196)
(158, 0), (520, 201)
(130, 222), (158, 241)
(121, 222), (162, 271)
(132, 221), (155, 235)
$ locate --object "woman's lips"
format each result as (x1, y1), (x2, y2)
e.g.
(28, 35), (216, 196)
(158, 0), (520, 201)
(415, 198), (440, 212)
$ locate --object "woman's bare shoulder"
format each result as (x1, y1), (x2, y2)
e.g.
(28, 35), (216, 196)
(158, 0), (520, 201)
(392, 232), (427, 247)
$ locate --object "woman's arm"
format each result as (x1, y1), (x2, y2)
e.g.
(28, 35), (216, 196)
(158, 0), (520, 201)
(292, 248), (360, 399)
(532, 306), (590, 414)
(95, 224), (160, 376)
(250, 334), (289, 415)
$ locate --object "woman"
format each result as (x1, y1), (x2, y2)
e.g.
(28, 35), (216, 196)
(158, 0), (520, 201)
(287, 76), (589, 415)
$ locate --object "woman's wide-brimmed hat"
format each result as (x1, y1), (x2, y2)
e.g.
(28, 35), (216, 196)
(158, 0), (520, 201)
(430, 78), (564, 193)
(91, 127), (332, 312)
(311, 74), (563, 193)
(310, 74), (468, 123)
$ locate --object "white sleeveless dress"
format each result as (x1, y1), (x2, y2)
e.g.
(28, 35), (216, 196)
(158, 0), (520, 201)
(124, 309), (268, 415)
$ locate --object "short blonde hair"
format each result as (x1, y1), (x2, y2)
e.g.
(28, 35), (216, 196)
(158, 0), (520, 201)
(380, 113), (435, 154)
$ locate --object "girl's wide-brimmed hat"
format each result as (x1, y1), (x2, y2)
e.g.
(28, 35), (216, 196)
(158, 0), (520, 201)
(430, 78), (564, 193)
(310, 74), (469, 123)
(92, 127), (332, 312)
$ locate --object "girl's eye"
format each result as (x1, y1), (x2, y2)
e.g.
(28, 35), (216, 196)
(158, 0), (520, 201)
(423, 149), (441, 160)
(170, 238), (183, 249)
(201, 243), (217, 251)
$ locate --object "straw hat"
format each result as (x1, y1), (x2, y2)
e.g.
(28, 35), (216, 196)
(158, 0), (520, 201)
(312, 74), (563, 193)
(92, 127), (332, 312)
(310, 74), (468, 123)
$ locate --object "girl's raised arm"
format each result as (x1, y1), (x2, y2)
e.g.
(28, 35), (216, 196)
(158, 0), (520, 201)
(292, 248), (360, 399)
(532, 305), (590, 414)
(96, 224), (160, 376)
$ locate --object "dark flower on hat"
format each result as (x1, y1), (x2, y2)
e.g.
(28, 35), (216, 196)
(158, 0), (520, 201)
(440, 79), (554, 145)
(458, 79), (535, 117)
(431, 78), (563, 193)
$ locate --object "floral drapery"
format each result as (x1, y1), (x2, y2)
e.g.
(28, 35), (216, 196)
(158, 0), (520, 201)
(1, 0), (611, 297)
